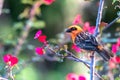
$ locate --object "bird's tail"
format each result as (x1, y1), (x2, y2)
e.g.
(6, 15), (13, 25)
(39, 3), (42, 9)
(96, 45), (113, 61)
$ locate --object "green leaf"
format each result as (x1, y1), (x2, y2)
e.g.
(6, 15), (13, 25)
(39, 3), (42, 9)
(13, 22), (24, 30)
(112, 0), (118, 4)
(21, 0), (33, 5)
(32, 21), (45, 29)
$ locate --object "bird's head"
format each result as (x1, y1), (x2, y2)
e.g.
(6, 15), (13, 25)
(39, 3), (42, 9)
(66, 25), (83, 34)
(65, 25), (83, 42)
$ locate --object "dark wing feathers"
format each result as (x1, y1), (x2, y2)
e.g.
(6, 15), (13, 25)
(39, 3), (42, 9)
(74, 32), (113, 61)
(75, 32), (98, 51)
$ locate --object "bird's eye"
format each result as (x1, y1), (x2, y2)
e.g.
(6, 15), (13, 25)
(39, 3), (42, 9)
(71, 27), (77, 31)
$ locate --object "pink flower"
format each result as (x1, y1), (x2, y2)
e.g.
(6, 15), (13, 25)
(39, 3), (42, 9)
(78, 75), (86, 80)
(66, 73), (78, 80)
(34, 30), (42, 39)
(83, 22), (90, 31)
(43, 0), (55, 5)
(112, 44), (118, 54)
(115, 56), (120, 63)
(3, 54), (18, 67)
(117, 38), (120, 46)
(3, 54), (12, 63)
(109, 58), (116, 69)
(72, 44), (81, 53)
(72, 15), (83, 25)
(88, 26), (95, 34)
(38, 35), (47, 43)
(35, 47), (45, 55)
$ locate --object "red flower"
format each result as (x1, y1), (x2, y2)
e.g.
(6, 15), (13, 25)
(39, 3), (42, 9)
(88, 26), (95, 34)
(72, 15), (83, 25)
(43, 0), (55, 5)
(3, 54), (18, 67)
(78, 75), (86, 80)
(35, 47), (45, 55)
(34, 30), (42, 39)
(66, 73), (78, 80)
(115, 56), (120, 63)
(38, 35), (47, 43)
(72, 44), (81, 53)
(112, 44), (118, 54)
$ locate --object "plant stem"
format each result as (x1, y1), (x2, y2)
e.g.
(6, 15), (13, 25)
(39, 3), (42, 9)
(94, 0), (105, 37)
(14, 1), (42, 56)
(90, 52), (95, 80)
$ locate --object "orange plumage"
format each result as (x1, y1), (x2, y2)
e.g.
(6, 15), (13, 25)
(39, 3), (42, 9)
(66, 25), (113, 61)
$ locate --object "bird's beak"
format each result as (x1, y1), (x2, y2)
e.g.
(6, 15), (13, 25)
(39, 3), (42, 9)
(65, 28), (71, 33)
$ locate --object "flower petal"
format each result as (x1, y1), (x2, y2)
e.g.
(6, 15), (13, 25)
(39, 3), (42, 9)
(44, 0), (55, 5)
(117, 38), (120, 46)
(72, 15), (83, 25)
(112, 44), (118, 54)
(35, 47), (45, 55)
(71, 44), (81, 53)
(10, 56), (18, 66)
(78, 75), (86, 80)
(115, 56), (120, 64)
(38, 35), (47, 43)
(83, 22), (90, 31)
(3, 54), (12, 63)
(34, 30), (42, 39)
(66, 73), (78, 80)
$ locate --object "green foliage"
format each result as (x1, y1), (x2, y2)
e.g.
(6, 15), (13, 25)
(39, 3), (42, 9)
(112, 0), (119, 4)
(16, 65), (41, 80)
(21, 0), (34, 5)
(115, 77), (120, 80)
(13, 22), (24, 30)
(32, 20), (46, 29)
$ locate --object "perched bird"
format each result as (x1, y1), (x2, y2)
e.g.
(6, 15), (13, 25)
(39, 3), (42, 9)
(65, 25), (113, 61)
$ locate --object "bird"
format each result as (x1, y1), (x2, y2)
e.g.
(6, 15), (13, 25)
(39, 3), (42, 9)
(65, 25), (113, 61)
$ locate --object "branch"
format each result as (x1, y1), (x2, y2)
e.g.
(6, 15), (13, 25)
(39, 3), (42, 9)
(94, 0), (105, 37)
(90, 52), (95, 80)
(65, 50), (104, 80)
(65, 50), (90, 65)
(45, 46), (104, 80)
(92, 0), (105, 80)
(14, 1), (42, 56)
(102, 15), (120, 32)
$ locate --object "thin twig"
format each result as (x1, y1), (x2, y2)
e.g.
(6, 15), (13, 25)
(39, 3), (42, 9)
(94, 0), (105, 37)
(90, 52), (95, 80)
(14, 1), (42, 56)
(102, 15), (120, 32)
(65, 50), (90, 65)
(65, 50), (104, 80)
(46, 46), (104, 80)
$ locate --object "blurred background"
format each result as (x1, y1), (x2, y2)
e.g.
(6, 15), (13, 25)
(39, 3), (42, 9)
(0, 0), (120, 80)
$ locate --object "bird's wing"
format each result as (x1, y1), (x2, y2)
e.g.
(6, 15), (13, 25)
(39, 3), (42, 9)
(75, 32), (98, 51)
